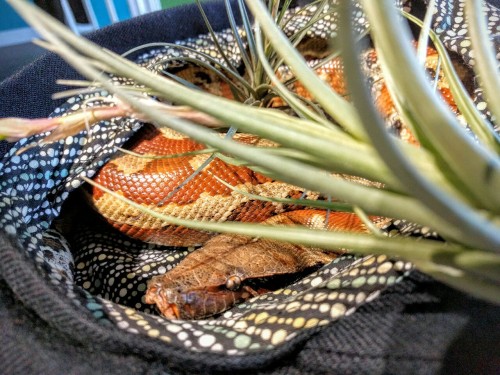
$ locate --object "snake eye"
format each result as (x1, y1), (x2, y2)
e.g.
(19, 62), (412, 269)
(225, 275), (242, 291)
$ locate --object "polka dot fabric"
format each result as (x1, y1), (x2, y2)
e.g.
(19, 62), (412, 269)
(428, 0), (500, 131)
(0, 0), (498, 355)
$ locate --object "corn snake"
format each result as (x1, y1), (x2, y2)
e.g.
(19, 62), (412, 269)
(88, 44), (463, 319)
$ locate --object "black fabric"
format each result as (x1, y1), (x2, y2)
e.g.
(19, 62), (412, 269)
(1, 1), (500, 374)
(2, 228), (499, 374)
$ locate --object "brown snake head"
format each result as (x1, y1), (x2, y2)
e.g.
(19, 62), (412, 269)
(143, 234), (278, 320)
(143, 219), (341, 319)
(145, 274), (258, 320)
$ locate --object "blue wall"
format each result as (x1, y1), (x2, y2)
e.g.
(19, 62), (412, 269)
(0, 0), (132, 32)
(0, 0), (32, 31)
(90, 0), (131, 27)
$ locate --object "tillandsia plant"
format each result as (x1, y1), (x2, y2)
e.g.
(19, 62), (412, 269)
(2, 0), (500, 307)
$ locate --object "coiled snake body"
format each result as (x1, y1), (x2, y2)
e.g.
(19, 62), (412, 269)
(89, 46), (459, 319)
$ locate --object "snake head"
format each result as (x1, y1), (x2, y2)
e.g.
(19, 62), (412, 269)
(143, 230), (338, 319)
(145, 275), (257, 319)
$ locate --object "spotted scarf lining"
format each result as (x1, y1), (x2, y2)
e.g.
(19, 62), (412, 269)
(0, 0), (498, 354)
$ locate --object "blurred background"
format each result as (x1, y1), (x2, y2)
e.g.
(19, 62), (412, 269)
(0, 0), (198, 81)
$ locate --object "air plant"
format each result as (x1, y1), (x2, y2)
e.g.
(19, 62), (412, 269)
(2, 0), (500, 304)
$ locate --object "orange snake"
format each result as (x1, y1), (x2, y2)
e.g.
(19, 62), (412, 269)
(89, 46), (460, 319)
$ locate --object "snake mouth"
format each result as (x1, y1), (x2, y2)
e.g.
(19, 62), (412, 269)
(144, 283), (182, 319)
(161, 303), (181, 319)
